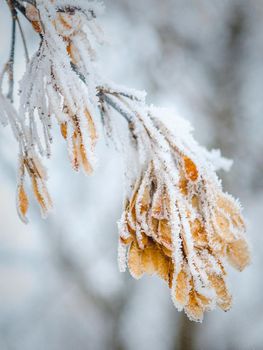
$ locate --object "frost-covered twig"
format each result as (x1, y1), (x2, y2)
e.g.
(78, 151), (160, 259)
(5, 0), (17, 102)
(0, 0), (250, 322)
(13, 0), (27, 18)
(16, 15), (29, 63)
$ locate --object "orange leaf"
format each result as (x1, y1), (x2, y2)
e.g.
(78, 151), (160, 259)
(183, 156), (198, 181)
(18, 185), (29, 219)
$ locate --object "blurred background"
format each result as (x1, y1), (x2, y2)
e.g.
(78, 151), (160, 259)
(0, 0), (263, 349)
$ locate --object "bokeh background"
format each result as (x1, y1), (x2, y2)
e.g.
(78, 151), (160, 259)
(0, 1), (263, 349)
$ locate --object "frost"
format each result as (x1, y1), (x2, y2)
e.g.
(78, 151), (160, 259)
(0, 0), (250, 322)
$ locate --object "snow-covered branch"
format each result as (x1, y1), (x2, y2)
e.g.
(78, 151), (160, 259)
(0, 0), (250, 322)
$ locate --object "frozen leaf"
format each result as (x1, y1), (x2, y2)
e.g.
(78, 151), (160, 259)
(0, 0), (250, 323)
(183, 156), (198, 181)
(185, 289), (204, 322)
(173, 266), (190, 309)
(118, 107), (250, 322)
(227, 239), (250, 271)
(128, 241), (143, 279)
(17, 185), (29, 222)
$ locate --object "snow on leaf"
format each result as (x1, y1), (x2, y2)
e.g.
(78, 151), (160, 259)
(118, 105), (250, 321)
(0, 0), (250, 322)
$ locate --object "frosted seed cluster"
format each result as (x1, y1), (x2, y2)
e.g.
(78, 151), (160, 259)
(0, 0), (250, 321)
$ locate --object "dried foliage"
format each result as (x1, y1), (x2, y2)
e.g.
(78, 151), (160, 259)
(117, 108), (250, 321)
(0, 0), (250, 321)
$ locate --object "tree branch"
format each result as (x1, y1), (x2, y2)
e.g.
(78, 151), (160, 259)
(100, 93), (133, 123)
(13, 0), (27, 18)
(16, 15), (29, 63)
(6, 0), (17, 102)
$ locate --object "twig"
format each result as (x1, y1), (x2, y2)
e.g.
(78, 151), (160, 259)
(13, 0), (27, 18)
(16, 15), (29, 63)
(9, 1), (136, 132)
(5, 2), (135, 123)
(70, 62), (134, 124)
(22, 0), (36, 5)
(57, 6), (96, 19)
(6, 0), (17, 102)
(98, 84), (145, 102)
(100, 93), (133, 123)
(70, 62), (87, 84)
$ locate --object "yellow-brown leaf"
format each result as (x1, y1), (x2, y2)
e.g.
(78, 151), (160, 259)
(185, 289), (204, 322)
(158, 219), (172, 248)
(226, 239), (250, 271)
(18, 185), (29, 218)
(79, 142), (93, 175)
(183, 156), (198, 181)
(85, 109), (97, 146)
(174, 267), (190, 308)
(209, 274), (232, 311)
(60, 122), (67, 139)
(128, 241), (143, 279)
